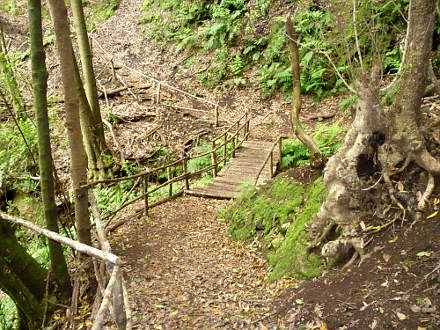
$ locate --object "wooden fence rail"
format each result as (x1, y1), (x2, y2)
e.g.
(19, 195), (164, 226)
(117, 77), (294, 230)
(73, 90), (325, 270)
(254, 136), (285, 185)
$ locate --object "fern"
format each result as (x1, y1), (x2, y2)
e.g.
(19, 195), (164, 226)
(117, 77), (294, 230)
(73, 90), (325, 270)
(281, 124), (345, 169)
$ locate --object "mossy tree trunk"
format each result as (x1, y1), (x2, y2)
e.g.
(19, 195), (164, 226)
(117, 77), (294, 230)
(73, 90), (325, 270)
(0, 222), (47, 328)
(71, 0), (110, 179)
(70, 0), (107, 146)
(28, 0), (72, 297)
(310, 0), (438, 263)
(47, 0), (91, 246)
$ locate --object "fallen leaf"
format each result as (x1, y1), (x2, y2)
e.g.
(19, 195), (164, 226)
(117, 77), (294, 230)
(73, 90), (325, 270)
(426, 210), (438, 219)
(396, 312), (407, 320)
(410, 305), (421, 313)
(295, 298), (304, 305)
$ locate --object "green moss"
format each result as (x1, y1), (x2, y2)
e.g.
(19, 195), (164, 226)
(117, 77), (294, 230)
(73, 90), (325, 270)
(268, 178), (326, 280)
(220, 176), (327, 280)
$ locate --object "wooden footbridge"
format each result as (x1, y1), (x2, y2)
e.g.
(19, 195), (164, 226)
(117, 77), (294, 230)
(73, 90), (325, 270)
(83, 110), (283, 220)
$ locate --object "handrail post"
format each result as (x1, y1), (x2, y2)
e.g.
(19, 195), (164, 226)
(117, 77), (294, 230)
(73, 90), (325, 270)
(231, 135), (236, 158)
(182, 157), (189, 190)
(223, 132), (227, 166)
(211, 141), (217, 177)
(278, 137), (283, 168)
(214, 105), (219, 127)
(156, 82), (161, 104)
(143, 175), (148, 216)
(244, 112), (248, 140)
(167, 167), (172, 197)
(270, 151), (274, 177)
(244, 111), (250, 140)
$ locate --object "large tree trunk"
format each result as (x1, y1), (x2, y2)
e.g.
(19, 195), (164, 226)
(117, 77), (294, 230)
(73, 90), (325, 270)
(310, 0), (437, 264)
(47, 0), (91, 246)
(0, 222), (47, 328)
(28, 0), (72, 297)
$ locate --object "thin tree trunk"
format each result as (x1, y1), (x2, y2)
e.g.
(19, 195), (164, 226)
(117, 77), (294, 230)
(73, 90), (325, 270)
(70, 0), (106, 147)
(286, 15), (325, 168)
(28, 0), (72, 296)
(47, 0), (91, 246)
(0, 31), (25, 118)
(72, 57), (106, 177)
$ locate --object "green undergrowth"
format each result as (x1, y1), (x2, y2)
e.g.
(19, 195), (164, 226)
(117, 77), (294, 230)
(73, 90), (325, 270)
(85, 0), (121, 30)
(140, 0), (417, 98)
(281, 124), (345, 169)
(219, 176), (326, 280)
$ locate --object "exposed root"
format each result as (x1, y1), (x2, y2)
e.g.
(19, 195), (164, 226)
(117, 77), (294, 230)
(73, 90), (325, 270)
(415, 173), (435, 222)
(307, 223), (336, 252)
(383, 171), (406, 220)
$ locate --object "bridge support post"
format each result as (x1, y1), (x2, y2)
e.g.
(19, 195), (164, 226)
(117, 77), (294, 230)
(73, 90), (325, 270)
(214, 105), (219, 127)
(182, 157), (189, 190)
(167, 167), (172, 196)
(223, 132), (227, 166)
(270, 151), (274, 177)
(211, 141), (217, 177)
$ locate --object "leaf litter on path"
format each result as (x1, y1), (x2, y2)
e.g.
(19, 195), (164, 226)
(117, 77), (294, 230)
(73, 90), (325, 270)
(111, 196), (294, 328)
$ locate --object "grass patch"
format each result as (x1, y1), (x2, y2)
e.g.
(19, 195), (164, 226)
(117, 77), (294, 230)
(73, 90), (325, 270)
(219, 176), (326, 280)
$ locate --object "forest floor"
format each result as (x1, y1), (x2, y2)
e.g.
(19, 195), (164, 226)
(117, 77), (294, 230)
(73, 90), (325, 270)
(1, 0), (440, 328)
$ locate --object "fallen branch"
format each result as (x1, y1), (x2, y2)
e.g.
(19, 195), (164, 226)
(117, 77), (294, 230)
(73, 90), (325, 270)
(0, 211), (120, 264)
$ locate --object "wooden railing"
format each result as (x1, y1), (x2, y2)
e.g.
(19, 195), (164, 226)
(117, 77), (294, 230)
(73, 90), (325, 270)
(254, 136), (285, 185)
(82, 111), (251, 217)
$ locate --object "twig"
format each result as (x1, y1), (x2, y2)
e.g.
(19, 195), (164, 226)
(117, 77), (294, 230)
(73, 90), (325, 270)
(352, 0), (365, 74)
(0, 90), (37, 165)
(362, 174), (383, 191)
(116, 73), (138, 101)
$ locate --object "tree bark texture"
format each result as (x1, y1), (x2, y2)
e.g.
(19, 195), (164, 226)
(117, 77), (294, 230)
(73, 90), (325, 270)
(47, 0), (91, 245)
(28, 0), (72, 296)
(286, 15), (325, 168)
(385, 0), (438, 173)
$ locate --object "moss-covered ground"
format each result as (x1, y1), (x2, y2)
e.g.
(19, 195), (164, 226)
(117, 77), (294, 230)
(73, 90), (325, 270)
(219, 175), (326, 280)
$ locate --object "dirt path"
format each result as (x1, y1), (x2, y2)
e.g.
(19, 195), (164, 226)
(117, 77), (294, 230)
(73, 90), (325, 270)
(111, 197), (290, 328)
